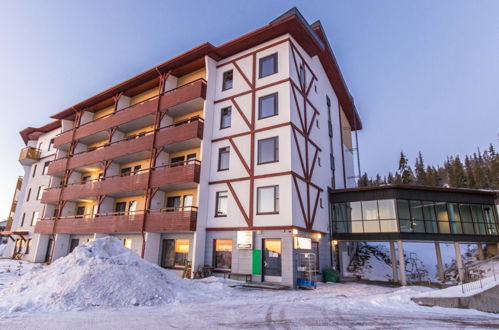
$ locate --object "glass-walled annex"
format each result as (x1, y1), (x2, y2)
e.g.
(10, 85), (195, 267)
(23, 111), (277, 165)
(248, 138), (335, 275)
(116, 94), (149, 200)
(331, 199), (498, 236)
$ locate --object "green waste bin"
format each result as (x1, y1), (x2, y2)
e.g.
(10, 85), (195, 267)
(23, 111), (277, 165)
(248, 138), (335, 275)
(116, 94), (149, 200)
(323, 268), (339, 283)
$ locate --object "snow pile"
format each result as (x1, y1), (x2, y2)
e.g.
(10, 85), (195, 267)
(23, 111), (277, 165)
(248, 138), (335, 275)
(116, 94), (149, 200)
(0, 237), (223, 314)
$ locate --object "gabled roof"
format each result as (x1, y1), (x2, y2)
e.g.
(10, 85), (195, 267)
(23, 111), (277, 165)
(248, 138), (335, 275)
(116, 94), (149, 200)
(21, 7), (362, 143)
(20, 120), (61, 144)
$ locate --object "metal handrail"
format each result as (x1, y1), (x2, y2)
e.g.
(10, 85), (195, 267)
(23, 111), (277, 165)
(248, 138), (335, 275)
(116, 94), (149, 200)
(51, 115), (203, 162)
(461, 255), (499, 294)
(45, 159), (201, 191)
(40, 206), (198, 221)
(55, 78), (207, 137)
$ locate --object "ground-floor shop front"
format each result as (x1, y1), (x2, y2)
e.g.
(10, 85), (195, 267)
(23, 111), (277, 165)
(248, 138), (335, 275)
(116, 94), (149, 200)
(3, 229), (331, 287)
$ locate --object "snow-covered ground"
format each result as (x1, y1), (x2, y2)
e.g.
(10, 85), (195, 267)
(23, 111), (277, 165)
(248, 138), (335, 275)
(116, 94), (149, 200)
(0, 238), (497, 329)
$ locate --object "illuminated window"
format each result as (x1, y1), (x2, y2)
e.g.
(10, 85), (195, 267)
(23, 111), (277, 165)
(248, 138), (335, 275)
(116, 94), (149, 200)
(123, 238), (132, 249)
(174, 239), (189, 267)
(213, 239), (232, 270)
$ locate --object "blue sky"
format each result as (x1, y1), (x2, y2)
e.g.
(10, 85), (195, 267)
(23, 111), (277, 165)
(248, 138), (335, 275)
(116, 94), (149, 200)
(0, 1), (498, 219)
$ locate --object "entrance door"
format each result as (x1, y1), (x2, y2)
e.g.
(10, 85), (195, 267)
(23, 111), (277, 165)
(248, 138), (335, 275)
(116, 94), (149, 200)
(160, 239), (175, 268)
(45, 238), (53, 263)
(262, 239), (282, 282)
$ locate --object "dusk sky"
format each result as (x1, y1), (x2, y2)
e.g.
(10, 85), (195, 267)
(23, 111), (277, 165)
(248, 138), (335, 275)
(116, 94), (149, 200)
(0, 0), (498, 219)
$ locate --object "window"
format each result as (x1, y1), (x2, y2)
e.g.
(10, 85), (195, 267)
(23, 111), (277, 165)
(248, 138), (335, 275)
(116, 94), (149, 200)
(215, 191), (228, 217)
(171, 156), (185, 167)
(220, 106), (232, 129)
(218, 147), (230, 171)
(257, 137), (279, 164)
(257, 186), (279, 214)
(320, 198), (323, 208)
(115, 202), (127, 215)
(318, 157), (321, 167)
(222, 70), (233, 91)
(299, 63), (306, 86)
(25, 239), (32, 255)
(258, 93), (278, 119)
(20, 213), (26, 227)
(316, 119), (319, 129)
(160, 239), (190, 268)
(31, 211), (39, 226)
(166, 196), (181, 212)
(174, 239), (189, 267)
(26, 188), (31, 202)
(133, 165), (141, 175)
(120, 167), (132, 176)
(186, 153), (196, 164)
(42, 161), (50, 175)
(259, 53), (278, 78)
(123, 238), (132, 249)
(76, 206), (86, 218)
(82, 176), (91, 183)
(36, 186), (45, 200)
(183, 195), (193, 211)
(48, 139), (54, 151)
(32, 165), (37, 178)
(128, 201), (137, 214)
(213, 239), (232, 270)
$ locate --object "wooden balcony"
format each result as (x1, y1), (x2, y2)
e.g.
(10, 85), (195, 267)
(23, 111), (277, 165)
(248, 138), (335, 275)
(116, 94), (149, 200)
(35, 212), (145, 234)
(42, 171), (150, 203)
(19, 147), (41, 165)
(150, 161), (201, 188)
(47, 117), (203, 176)
(54, 79), (206, 148)
(34, 208), (198, 234)
(145, 207), (198, 232)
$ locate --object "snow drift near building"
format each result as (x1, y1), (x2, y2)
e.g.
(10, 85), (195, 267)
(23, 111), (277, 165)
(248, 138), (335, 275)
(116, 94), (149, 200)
(0, 237), (227, 314)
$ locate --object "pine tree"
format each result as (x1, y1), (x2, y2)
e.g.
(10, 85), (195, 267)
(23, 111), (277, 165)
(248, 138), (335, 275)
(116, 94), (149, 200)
(398, 152), (413, 184)
(414, 151), (426, 185)
(451, 156), (467, 187)
(464, 156), (476, 188)
(387, 172), (395, 184)
(358, 173), (370, 187)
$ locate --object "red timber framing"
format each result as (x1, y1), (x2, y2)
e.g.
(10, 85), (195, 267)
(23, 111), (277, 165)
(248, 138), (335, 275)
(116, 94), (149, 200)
(289, 41), (323, 230)
(210, 38), (323, 231)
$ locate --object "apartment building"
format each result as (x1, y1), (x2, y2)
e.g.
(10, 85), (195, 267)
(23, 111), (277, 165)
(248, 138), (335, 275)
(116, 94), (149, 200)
(3, 8), (361, 286)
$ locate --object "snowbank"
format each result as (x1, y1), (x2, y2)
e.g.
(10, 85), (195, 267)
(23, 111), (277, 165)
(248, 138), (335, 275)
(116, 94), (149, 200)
(0, 237), (229, 314)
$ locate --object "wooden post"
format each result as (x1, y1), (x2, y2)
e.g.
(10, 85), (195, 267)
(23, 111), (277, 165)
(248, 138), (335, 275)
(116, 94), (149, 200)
(454, 242), (464, 284)
(389, 241), (398, 282)
(397, 240), (407, 286)
(435, 241), (444, 282)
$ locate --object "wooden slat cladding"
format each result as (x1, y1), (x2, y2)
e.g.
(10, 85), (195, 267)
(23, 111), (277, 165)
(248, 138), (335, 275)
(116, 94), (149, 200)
(54, 79), (206, 148)
(35, 214), (145, 234)
(150, 163), (201, 188)
(42, 163), (201, 203)
(145, 211), (197, 232)
(41, 172), (150, 203)
(34, 210), (197, 234)
(155, 120), (203, 147)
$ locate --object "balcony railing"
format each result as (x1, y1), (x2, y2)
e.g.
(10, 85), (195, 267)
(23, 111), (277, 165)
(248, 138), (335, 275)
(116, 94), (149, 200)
(54, 78), (207, 147)
(47, 116), (203, 175)
(42, 160), (201, 203)
(19, 147), (41, 165)
(35, 207), (198, 234)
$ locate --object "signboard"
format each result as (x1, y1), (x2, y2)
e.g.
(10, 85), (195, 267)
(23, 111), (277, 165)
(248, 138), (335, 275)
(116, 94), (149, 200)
(294, 237), (312, 250)
(237, 231), (253, 249)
